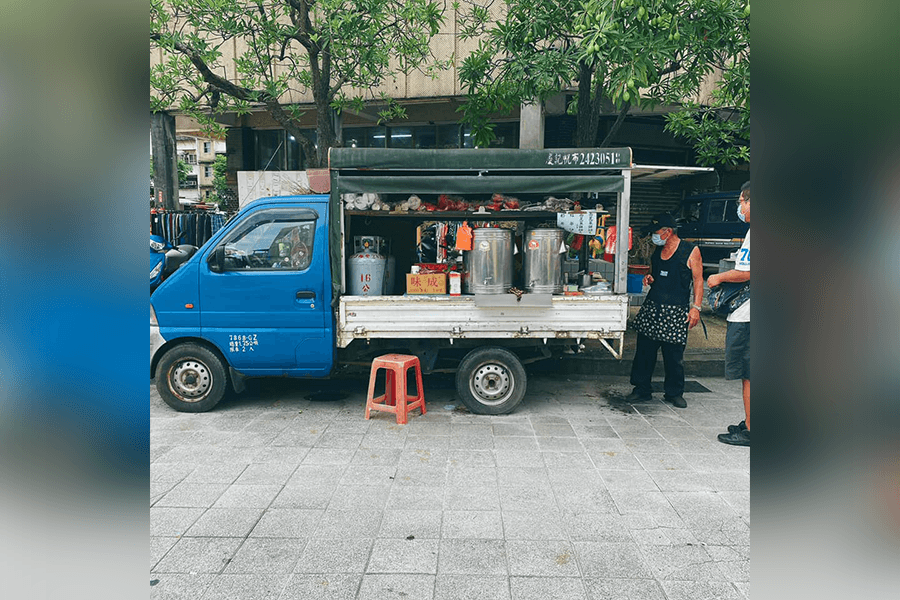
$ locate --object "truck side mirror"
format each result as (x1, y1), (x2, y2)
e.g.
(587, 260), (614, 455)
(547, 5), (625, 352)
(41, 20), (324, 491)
(209, 245), (225, 272)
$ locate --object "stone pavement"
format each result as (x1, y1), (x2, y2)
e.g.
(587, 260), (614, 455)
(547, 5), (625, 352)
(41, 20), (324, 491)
(151, 372), (750, 600)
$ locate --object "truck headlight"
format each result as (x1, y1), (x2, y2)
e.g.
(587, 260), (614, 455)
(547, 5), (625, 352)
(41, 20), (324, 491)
(150, 262), (162, 279)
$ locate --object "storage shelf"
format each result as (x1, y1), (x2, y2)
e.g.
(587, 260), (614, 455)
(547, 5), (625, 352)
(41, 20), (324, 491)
(345, 210), (606, 221)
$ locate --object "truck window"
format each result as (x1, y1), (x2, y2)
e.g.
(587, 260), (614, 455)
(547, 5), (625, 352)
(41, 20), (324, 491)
(708, 199), (740, 223)
(217, 208), (317, 271)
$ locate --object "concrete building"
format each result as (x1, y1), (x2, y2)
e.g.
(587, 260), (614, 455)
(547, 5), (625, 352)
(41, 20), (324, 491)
(175, 135), (226, 204)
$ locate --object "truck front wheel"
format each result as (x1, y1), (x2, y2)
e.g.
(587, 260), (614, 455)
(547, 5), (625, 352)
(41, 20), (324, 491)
(156, 343), (228, 412)
(455, 347), (527, 415)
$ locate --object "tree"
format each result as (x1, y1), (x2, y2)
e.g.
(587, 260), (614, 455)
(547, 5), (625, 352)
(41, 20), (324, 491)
(151, 0), (449, 168)
(457, 0), (749, 166)
(207, 154), (232, 207)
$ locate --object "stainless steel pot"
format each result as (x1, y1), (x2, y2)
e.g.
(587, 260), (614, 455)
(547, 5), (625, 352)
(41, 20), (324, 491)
(466, 228), (513, 294)
(523, 228), (565, 294)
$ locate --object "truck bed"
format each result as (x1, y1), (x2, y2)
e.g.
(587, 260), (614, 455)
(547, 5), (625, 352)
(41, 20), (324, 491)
(336, 294), (628, 356)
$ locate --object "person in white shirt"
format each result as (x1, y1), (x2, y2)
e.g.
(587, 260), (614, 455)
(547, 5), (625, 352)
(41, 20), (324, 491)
(707, 181), (750, 447)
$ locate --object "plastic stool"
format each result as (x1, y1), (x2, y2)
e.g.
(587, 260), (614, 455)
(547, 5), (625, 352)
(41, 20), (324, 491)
(365, 354), (426, 425)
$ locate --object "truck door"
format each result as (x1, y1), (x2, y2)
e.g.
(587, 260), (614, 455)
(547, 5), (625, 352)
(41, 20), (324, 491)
(199, 204), (333, 376)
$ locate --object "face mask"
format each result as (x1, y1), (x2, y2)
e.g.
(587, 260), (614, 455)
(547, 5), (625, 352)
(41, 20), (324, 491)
(737, 204), (747, 222)
(651, 232), (667, 246)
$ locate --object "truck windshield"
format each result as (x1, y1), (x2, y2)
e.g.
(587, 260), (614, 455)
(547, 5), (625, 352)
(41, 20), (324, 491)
(219, 208), (317, 271)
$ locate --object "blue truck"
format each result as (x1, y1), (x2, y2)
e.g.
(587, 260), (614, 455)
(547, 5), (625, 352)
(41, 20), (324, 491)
(676, 190), (750, 268)
(150, 148), (709, 414)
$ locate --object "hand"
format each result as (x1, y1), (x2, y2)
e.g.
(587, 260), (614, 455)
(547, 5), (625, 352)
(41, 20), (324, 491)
(687, 307), (700, 329)
(643, 274), (654, 286)
(707, 273), (720, 288)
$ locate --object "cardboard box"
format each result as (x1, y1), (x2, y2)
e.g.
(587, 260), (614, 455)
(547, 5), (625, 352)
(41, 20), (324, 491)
(406, 273), (447, 294)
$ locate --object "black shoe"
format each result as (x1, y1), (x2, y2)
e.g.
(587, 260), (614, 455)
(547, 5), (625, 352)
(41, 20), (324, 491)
(624, 389), (651, 402)
(665, 395), (687, 408)
(718, 429), (750, 447)
(727, 420), (747, 434)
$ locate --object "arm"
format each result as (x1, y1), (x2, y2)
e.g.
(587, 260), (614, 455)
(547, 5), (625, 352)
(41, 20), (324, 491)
(687, 246), (703, 328)
(707, 268), (750, 288)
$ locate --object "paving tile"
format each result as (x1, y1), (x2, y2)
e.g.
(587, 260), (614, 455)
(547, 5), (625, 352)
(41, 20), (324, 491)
(633, 453), (693, 471)
(447, 467), (498, 487)
(151, 537), (179, 570)
(294, 538), (373, 573)
(501, 510), (567, 541)
(536, 437), (585, 452)
(150, 463), (197, 483)
(182, 463), (248, 484)
(447, 450), (496, 468)
(572, 542), (651, 578)
(640, 543), (725, 580)
(357, 574), (435, 600)
(313, 510), (383, 538)
(339, 465), (397, 486)
(200, 573), (290, 600)
(658, 580), (744, 600)
(497, 467), (550, 488)
(663, 491), (746, 530)
(506, 540), (580, 577)
(154, 537), (243, 574)
(225, 538), (307, 573)
(393, 466), (448, 487)
(213, 485), (282, 509)
(586, 450), (643, 471)
(509, 576), (587, 600)
(235, 463), (299, 486)
(327, 485), (391, 510)
(367, 538), (439, 574)
(582, 577), (666, 600)
(151, 507), (205, 537)
(491, 423), (535, 437)
(597, 470), (659, 491)
(185, 508), (265, 537)
(572, 425), (619, 439)
(272, 485), (337, 510)
(378, 509), (443, 539)
(553, 485), (618, 515)
(387, 486), (445, 511)
(149, 573), (215, 600)
(251, 509), (324, 538)
(531, 423), (577, 437)
(438, 539), (507, 575)
(441, 510), (503, 539)
(277, 573), (362, 600)
(562, 514), (632, 543)
(706, 544), (750, 581)
(302, 448), (356, 466)
(493, 449), (543, 466)
(434, 575), (511, 600)
(252, 447), (313, 464)
(541, 451), (595, 470)
(443, 485), (501, 511)
(350, 448), (403, 466)
(629, 527), (698, 547)
(498, 485), (557, 512)
(154, 482), (228, 508)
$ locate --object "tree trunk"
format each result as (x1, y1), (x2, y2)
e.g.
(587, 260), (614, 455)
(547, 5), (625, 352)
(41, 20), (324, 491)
(151, 111), (179, 211)
(575, 62), (593, 148)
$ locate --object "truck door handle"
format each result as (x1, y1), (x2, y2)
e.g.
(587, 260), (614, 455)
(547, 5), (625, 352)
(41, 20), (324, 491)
(296, 291), (316, 300)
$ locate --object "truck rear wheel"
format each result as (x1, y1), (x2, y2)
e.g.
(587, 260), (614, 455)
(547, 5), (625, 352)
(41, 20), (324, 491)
(156, 343), (228, 412)
(455, 347), (527, 415)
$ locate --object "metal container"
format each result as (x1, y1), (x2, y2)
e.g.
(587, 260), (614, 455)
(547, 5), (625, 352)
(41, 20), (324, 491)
(466, 228), (513, 294)
(348, 250), (386, 296)
(524, 228), (565, 294)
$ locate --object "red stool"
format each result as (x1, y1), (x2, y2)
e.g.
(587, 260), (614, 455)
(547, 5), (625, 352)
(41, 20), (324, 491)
(365, 354), (426, 425)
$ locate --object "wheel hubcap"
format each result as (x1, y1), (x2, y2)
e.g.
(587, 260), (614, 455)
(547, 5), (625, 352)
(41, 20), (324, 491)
(171, 359), (211, 401)
(471, 364), (512, 405)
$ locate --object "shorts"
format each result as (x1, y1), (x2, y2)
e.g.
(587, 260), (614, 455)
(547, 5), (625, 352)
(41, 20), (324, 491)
(725, 321), (750, 380)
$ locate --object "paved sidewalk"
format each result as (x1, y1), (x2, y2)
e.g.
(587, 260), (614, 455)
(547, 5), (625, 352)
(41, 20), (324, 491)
(151, 373), (749, 600)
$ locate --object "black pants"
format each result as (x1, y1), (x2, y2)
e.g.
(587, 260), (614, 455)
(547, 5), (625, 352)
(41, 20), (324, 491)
(630, 332), (686, 398)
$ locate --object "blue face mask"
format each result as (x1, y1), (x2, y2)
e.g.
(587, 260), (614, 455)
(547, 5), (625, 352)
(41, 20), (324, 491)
(651, 233), (667, 246)
(737, 204), (746, 222)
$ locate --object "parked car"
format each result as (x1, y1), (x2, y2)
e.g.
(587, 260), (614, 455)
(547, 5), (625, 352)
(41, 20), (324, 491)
(676, 191), (749, 267)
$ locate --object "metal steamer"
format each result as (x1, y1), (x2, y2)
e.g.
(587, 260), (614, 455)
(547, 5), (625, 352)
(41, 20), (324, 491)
(524, 228), (565, 294)
(466, 228), (513, 294)
(348, 236), (386, 296)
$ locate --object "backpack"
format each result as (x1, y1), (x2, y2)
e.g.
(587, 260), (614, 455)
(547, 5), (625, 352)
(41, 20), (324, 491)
(707, 281), (750, 317)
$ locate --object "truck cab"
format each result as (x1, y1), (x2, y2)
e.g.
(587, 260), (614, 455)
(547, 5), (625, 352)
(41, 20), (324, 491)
(676, 191), (749, 267)
(151, 195), (334, 412)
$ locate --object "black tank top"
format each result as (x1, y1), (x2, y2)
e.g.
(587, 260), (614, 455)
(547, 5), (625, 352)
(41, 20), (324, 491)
(646, 240), (694, 306)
